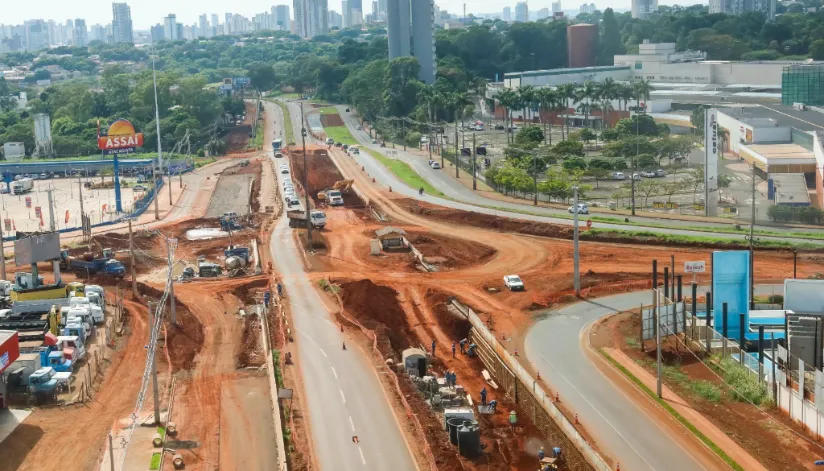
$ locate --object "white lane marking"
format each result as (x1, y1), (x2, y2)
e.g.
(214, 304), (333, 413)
(339, 388), (346, 404)
(358, 446), (366, 465)
(349, 416), (356, 432)
(539, 352), (658, 471)
(319, 348), (328, 358)
(331, 366), (338, 379)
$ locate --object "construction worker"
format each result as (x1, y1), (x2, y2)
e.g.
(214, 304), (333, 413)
(276, 282), (283, 298)
(480, 387), (487, 405)
(342, 341), (347, 350)
(452, 340), (456, 358)
(431, 338), (436, 357)
(509, 410), (517, 431)
(537, 447), (545, 462)
(459, 338), (467, 354)
(488, 399), (497, 412)
(419, 187), (424, 195)
(552, 446), (561, 459)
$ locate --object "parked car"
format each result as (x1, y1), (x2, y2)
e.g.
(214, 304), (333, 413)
(568, 203), (589, 214)
(494, 124), (505, 130)
(133, 184), (147, 191)
(612, 172), (626, 180)
(281, 167), (290, 175)
(641, 170), (656, 178)
(371, 139), (378, 144)
(326, 138), (334, 145)
(503, 275), (525, 291)
(656, 169), (666, 177)
(632, 173), (642, 181)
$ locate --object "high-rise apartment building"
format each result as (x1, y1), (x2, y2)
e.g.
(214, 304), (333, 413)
(631, 0), (658, 18)
(515, 2), (529, 22)
(537, 8), (550, 19)
(91, 24), (107, 42)
(553, 1), (563, 13)
(503, 7), (511, 21)
(24, 20), (48, 52)
(198, 15), (209, 38)
(74, 19), (87, 47)
(112, 3), (134, 44)
(164, 14), (179, 41)
(224, 13), (233, 35)
(212, 14), (220, 34)
(709, 0), (775, 19)
(294, 0), (329, 38)
(329, 10), (343, 28)
(150, 24), (165, 42)
(274, 6), (291, 30)
(387, 0), (435, 84)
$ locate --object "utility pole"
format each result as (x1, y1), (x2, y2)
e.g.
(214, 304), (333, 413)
(471, 132), (477, 191)
(153, 164), (159, 220)
(656, 290), (663, 398)
(168, 237), (177, 325)
(47, 188), (61, 284)
(300, 102), (313, 247)
(573, 186), (580, 296)
(454, 121), (459, 179)
(749, 162), (756, 309)
(78, 180), (86, 230)
(148, 300), (161, 425)
(0, 216), (5, 281)
(128, 219), (138, 298)
(108, 432), (115, 471)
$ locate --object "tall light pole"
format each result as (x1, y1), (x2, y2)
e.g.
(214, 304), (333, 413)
(151, 40), (164, 215)
(573, 185), (580, 296)
(300, 102), (312, 247)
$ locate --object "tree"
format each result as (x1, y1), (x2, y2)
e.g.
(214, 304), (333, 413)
(637, 154), (657, 169)
(632, 78), (653, 108)
(615, 114), (659, 137)
(691, 106), (708, 133)
(563, 157), (587, 172)
(589, 158), (613, 170)
(555, 83), (577, 140)
(717, 174), (732, 201)
(247, 62), (279, 93)
(580, 128), (596, 153)
(586, 167), (612, 189)
(598, 8), (625, 65)
(496, 89), (519, 145)
(811, 40), (824, 60)
(603, 136), (656, 159)
(636, 180), (662, 207)
(598, 77), (618, 128)
(517, 85), (537, 123)
(686, 165), (705, 204)
(384, 57), (424, 117)
(514, 126), (544, 149)
(655, 136), (698, 164)
(549, 140), (585, 159)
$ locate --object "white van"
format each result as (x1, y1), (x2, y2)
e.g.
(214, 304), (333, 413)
(612, 172), (626, 180)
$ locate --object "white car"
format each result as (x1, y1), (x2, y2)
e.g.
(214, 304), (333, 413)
(431, 162), (441, 169)
(568, 204), (589, 214)
(632, 173), (642, 181)
(656, 169), (666, 177)
(503, 275), (525, 291)
(641, 170), (656, 178)
(612, 172), (626, 180)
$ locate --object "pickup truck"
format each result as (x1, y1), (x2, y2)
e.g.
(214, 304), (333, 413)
(287, 209), (326, 229)
(70, 258), (126, 278)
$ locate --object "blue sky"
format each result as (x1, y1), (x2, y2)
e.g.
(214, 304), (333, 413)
(4, 0), (689, 28)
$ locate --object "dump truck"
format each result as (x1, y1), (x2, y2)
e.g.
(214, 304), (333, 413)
(287, 209), (326, 229)
(70, 258), (126, 278)
(30, 346), (73, 372)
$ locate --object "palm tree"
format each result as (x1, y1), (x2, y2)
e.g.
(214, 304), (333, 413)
(497, 89), (518, 144)
(598, 77), (618, 129)
(633, 78), (653, 109)
(518, 85), (537, 125)
(555, 83), (576, 141)
(618, 83), (634, 112)
(579, 80), (598, 129)
(536, 88), (557, 145)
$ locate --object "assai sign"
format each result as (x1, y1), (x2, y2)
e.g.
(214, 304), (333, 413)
(98, 119), (144, 155)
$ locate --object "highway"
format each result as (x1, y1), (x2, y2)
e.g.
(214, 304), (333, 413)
(524, 285), (782, 471)
(266, 101), (417, 471)
(334, 105), (824, 244)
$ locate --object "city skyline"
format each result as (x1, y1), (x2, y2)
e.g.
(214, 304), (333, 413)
(3, 0), (693, 28)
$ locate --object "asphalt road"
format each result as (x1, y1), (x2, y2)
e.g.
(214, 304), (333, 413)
(266, 101), (417, 471)
(334, 105), (824, 244)
(524, 284), (782, 471)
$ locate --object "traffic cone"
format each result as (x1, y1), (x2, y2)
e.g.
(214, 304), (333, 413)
(575, 413), (579, 424)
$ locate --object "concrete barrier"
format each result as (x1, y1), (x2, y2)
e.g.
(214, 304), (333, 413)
(259, 304), (289, 471)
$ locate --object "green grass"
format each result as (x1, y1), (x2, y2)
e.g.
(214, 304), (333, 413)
(156, 426), (167, 440)
(600, 349), (744, 471)
(636, 358), (723, 403)
(248, 121), (264, 150)
(193, 156), (216, 168)
(585, 227), (824, 251)
(317, 106), (338, 115)
(324, 123), (444, 197)
(711, 356), (772, 406)
(625, 336), (639, 348)
(318, 279), (340, 294)
(149, 453), (161, 470)
(277, 100), (295, 144)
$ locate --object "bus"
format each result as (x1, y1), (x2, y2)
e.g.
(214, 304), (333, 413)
(272, 139), (283, 151)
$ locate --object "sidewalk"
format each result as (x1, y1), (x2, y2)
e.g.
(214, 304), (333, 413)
(603, 347), (768, 471)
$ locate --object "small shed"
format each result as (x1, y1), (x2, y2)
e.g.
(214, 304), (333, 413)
(375, 227), (407, 250)
(402, 347), (427, 377)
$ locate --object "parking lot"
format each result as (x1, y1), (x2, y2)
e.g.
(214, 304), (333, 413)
(1, 177), (139, 233)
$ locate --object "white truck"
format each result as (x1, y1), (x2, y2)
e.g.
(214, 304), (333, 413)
(11, 177), (33, 194)
(70, 297), (104, 324)
(327, 190), (344, 206)
(56, 335), (86, 361)
(287, 209), (326, 229)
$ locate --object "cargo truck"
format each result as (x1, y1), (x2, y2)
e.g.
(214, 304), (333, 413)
(287, 209), (326, 229)
(11, 177), (33, 194)
(70, 258), (126, 278)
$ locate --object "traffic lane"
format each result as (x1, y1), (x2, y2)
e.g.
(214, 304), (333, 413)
(268, 142), (416, 470)
(526, 293), (709, 471)
(337, 106), (824, 240)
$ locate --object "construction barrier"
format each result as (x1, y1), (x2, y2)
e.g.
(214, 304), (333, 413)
(452, 299), (611, 471)
(260, 297), (290, 471)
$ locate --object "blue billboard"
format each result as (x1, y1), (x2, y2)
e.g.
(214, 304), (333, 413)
(712, 250), (751, 341)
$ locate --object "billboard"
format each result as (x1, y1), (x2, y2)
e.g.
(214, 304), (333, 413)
(98, 119), (144, 155)
(784, 279), (824, 314)
(704, 108), (719, 217)
(712, 250), (751, 341)
(14, 232), (61, 266)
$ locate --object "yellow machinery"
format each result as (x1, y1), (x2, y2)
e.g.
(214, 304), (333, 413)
(66, 281), (85, 296)
(333, 179), (354, 192)
(11, 284), (68, 302)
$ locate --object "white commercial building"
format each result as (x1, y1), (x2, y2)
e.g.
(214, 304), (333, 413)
(632, 0), (658, 18)
(164, 14), (179, 41)
(111, 2), (134, 44)
(514, 2), (529, 22)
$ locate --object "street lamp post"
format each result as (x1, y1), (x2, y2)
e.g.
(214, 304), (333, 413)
(300, 102), (312, 248)
(573, 186), (580, 296)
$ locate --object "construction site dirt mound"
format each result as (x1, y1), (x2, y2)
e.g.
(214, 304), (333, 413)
(238, 314), (264, 368)
(406, 231), (497, 269)
(288, 148), (364, 208)
(319, 113), (344, 127)
(225, 102), (256, 152)
(425, 290), (471, 340)
(338, 279), (418, 356)
(138, 281), (205, 372)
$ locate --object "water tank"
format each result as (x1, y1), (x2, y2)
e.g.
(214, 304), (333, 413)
(446, 418), (467, 445)
(3, 142), (25, 162)
(457, 421), (481, 458)
(225, 256), (246, 270)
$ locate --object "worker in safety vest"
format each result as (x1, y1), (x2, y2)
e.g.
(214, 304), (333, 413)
(509, 410), (517, 431)
(537, 447), (545, 461)
(480, 387), (487, 405)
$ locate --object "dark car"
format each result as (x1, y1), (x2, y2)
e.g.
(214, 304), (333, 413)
(345, 108), (350, 112)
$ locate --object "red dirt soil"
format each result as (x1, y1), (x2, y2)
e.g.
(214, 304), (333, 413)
(287, 148), (364, 208)
(319, 113), (344, 127)
(406, 230), (497, 270)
